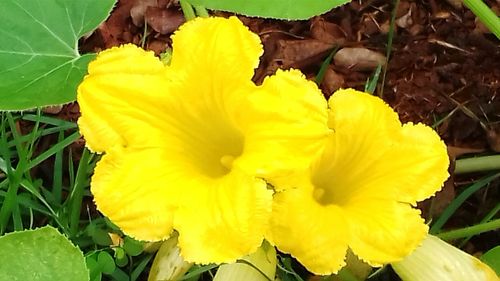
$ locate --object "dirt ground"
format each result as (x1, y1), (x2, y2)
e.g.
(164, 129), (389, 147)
(57, 0), (499, 277)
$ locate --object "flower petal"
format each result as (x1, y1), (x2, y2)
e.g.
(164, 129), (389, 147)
(267, 187), (349, 275)
(324, 89), (449, 205)
(77, 44), (171, 153)
(91, 147), (178, 241)
(235, 69), (330, 187)
(174, 169), (272, 264)
(345, 201), (428, 265)
(170, 16), (262, 87)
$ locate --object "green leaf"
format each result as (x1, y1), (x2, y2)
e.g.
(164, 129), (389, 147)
(0, 225), (89, 281)
(123, 236), (144, 256)
(114, 247), (129, 267)
(184, 0), (351, 20)
(481, 245), (500, 275)
(97, 251), (116, 275)
(0, 0), (116, 110)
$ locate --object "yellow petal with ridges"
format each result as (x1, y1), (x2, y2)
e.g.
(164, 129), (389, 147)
(77, 44), (171, 153)
(91, 147), (178, 241)
(174, 169), (272, 264)
(170, 16), (262, 89)
(267, 187), (349, 275)
(235, 69), (330, 187)
(324, 89), (449, 205)
(344, 200), (428, 265)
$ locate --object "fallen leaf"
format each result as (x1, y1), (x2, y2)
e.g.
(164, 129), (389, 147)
(334, 47), (386, 71)
(310, 17), (346, 45)
(145, 6), (185, 34)
(320, 67), (345, 95)
(130, 0), (158, 26)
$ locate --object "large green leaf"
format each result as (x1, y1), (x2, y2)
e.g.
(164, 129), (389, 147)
(0, 226), (89, 281)
(0, 0), (116, 110)
(185, 0), (351, 20)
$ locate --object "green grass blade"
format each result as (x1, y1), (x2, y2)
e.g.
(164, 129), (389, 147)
(458, 202), (500, 247)
(463, 0), (500, 39)
(68, 148), (92, 236)
(26, 131), (80, 171)
(365, 64), (382, 94)
(315, 48), (338, 86)
(430, 172), (500, 234)
(53, 131), (65, 205)
(21, 114), (78, 128)
(378, 0), (399, 98)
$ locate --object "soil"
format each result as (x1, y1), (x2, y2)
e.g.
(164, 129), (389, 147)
(45, 0), (500, 279)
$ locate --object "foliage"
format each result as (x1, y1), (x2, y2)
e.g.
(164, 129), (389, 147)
(0, 0), (116, 110)
(184, 0), (351, 19)
(0, 226), (88, 281)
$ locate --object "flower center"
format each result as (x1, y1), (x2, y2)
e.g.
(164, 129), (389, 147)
(176, 113), (245, 178)
(311, 168), (351, 206)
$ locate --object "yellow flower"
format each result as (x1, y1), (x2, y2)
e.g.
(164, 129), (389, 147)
(77, 16), (329, 264)
(266, 89), (450, 275)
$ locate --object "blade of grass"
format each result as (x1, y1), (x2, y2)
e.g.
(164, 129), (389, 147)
(53, 131), (65, 205)
(68, 148), (92, 236)
(131, 254), (154, 281)
(315, 47), (339, 86)
(180, 0), (196, 20)
(26, 108), (42, 161)
(194, 5), (209, 17)
(463, 0), (500, 39)
(378, 0), (399, 98)
(12, 202), (23, 231)
(26, 131), (80, 171)
(365, 64), (382, 94)
(6, 124), (77, 148)
(19, 178), (68, 232)
(21, 114), (78, 128)
(430, 172), (500, 234)
(459, 202), (500, 247)
(0, 114), (22, 234)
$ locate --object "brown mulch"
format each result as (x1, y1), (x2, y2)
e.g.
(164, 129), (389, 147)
(63, 0), (500, 277)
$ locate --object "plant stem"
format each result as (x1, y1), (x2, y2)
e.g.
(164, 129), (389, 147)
(463, 0), (500, 39)
(455, 154), (500, 174)
(437, 218), (500, 240)
(68, 148), (92, 236)
(378, 0), (399, 98)
(179, 0), (196, 21)
(194, 5), (209, 17)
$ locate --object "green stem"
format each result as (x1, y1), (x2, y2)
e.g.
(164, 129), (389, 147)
(194, 5), (209, 17)
(455, 154), (500, 174)
(463, 0), (500, 39)
(437, 218), (500, 240)
(378, 0), (400, 98)
(179, 0), (196, 21)
(68, 148), (92, 236)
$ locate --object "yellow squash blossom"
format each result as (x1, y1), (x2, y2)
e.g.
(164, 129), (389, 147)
(77, 16), (329, 264)
(266, 89), (450, 275)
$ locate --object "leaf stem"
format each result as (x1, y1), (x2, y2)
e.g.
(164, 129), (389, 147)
(454, 154), (500, 174)
(437, 218), (500, 240)
(194, 5), (209, 17)
(179, 0), (196, 21)
(463, 0), (500, 39)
